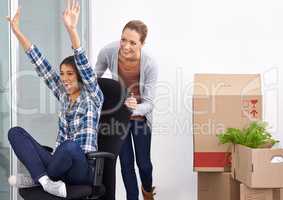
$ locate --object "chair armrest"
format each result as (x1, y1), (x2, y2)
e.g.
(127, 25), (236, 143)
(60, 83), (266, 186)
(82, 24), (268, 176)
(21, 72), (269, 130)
(86, 151), (115, 199)
(86, 151), (115, 160)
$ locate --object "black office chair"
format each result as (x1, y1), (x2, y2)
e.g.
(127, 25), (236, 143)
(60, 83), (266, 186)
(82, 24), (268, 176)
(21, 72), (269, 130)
(18, 78), (131, 200)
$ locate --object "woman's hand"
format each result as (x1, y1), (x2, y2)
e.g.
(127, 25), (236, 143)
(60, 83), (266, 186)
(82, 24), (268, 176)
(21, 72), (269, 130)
(63, 0), (81, 48)
(63, 0), (80, 32)
(125, 93), (138, 110)
(6, 7), (32, 51)
(6, 8), (21, 34)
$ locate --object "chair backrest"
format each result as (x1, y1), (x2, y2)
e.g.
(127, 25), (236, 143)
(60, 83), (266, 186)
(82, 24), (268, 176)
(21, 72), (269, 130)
(97, 78), (131, 200)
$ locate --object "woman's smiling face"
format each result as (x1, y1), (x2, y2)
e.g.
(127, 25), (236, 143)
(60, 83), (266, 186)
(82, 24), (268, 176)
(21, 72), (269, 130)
(60, 64), (80, 95)
(119, 28), (144, 61)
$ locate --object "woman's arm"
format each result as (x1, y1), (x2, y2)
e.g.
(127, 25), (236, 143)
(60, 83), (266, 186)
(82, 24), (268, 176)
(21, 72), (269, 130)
(63, 0), (104, 106)
(76, 103), (99, 153)
(7, 8), (65, 101)
(132, 59), (158, 116)
(63, 0), (81, 49)
(95, 48), (109, 78)
(6, 8), (32, 51)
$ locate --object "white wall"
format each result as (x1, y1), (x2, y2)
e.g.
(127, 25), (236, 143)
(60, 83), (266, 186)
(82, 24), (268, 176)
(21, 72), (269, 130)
(90, 0), (283, 199)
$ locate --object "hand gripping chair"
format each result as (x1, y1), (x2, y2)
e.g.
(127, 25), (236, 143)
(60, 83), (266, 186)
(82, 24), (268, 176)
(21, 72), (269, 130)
(18, 78), (131, 200)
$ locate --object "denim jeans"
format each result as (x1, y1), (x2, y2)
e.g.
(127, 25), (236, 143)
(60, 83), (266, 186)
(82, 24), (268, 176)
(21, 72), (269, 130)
(119, 120), (153, 200)
(8, 126), (94, 185)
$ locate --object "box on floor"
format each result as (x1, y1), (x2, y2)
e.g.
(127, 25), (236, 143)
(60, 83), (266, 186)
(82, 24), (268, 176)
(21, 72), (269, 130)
(240, 184), (273, 200)
(274, 188), (283, 200)
(198, 172), (240, 200)
(240, 184), (283, 200)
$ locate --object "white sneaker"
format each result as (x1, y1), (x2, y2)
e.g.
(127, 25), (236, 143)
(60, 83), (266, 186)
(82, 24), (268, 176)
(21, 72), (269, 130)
(8, 174), (38, 188)
(42, 179), (67, 198)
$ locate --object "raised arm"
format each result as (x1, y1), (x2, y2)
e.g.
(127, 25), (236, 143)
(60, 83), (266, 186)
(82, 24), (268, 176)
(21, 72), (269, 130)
(63, 0), (81, 49)
(7, 8), (65, 101)
(6, 8), (31, 51)
(63, 0), (103, 105)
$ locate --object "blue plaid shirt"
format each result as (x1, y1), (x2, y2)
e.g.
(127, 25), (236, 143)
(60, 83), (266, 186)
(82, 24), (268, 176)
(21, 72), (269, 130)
(26, 45), (104, 153)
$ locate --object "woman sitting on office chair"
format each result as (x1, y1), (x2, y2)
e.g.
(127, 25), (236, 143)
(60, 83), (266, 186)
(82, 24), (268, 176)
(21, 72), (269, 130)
(6, 0), (103, 198)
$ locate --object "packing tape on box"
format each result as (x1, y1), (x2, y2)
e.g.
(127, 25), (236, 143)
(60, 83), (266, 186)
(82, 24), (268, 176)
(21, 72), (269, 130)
(194, 152), (231, 167)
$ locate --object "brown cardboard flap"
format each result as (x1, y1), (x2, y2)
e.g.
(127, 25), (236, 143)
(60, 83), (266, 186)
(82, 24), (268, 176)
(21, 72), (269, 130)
(232, 145), (253, 185)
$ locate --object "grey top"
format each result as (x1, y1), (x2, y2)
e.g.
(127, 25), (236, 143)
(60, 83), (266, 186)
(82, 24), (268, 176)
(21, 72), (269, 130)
(94, 41), (158, 129)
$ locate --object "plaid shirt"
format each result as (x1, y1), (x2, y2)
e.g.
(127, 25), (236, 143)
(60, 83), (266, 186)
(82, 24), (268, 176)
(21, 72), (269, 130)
(26, 45), (104, 153)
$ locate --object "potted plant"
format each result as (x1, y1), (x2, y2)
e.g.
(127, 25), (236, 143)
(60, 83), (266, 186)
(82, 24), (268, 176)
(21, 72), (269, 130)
(218, 121), (278, 148)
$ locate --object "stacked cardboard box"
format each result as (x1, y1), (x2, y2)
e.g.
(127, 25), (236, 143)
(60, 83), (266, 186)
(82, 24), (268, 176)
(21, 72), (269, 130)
(193, 74), (272, 200)
(232, 144), (283, 200)
(274, 189), (283, 200)
(198, 175), (283, 200)
(193, 74), (283, 200)
(193, 74), (262, 172)
(232, 144), (283, 188)
(240, 185), (283, 200)
(240, 184), (273, 200)
(198, 172), (240, 200)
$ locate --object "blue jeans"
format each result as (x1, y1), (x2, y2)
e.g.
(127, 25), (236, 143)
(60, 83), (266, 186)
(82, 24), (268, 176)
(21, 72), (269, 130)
(119, 120), (153, 200)
(8, 126), (94, 185)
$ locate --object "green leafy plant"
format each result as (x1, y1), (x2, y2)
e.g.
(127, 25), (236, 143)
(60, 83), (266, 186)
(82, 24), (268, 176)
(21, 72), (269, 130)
(218, 121), (279, 148)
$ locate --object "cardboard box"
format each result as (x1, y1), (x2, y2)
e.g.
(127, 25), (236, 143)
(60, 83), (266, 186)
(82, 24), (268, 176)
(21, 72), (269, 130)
(193, 74), (262, 171)
(273, 189), (283, 200)
(241, 185), (283, 200)
(240, 188), (283, 200)
(232, 144), (283, 188)
(198, 172), (240, 200)
(240, 184), (273, 200)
